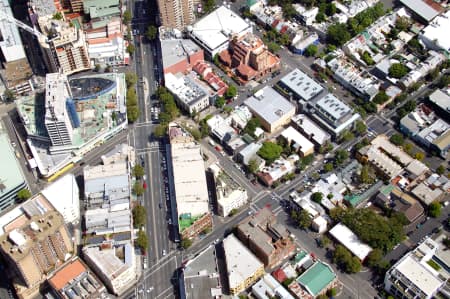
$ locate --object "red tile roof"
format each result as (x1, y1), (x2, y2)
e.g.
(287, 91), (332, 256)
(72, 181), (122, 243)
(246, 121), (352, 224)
(272, 269), (287, 283)
(48, 259), (86, 290)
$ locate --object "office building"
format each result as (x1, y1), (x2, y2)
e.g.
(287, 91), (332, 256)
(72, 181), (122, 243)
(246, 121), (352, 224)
(236, 208), (296, 268)
(310, 93), (361, 139)
(0, 196), (73, 299)
(157, 0), (195, 29)
(209, 163), (248, 217)
(385, 238), (447, 299)
(244, 87), (296, 133)
(0, 0), (33, 95)
(223, 234), (264, 295)
(161, 39), (204, 75)
(291, 114), (331, 148)
(83, 241), (136, 296)
(190, 6), (252, 57)
(277, 69), (324, 105)
(165, 72), (211, 114)
(0, 124), (28, 212)
(329, 223), (372, 261)
(44, 73), (75, 147)
(41, 173), (80, 224)
(47, 257), (106, 299)
(169, 123), (212, 239)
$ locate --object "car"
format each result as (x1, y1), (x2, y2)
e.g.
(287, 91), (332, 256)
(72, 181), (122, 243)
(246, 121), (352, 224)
(162, 249), (166, 256)
(159, 203), (162, 209)
(168, 219), (172, 225)
(11, 141), (16, 147)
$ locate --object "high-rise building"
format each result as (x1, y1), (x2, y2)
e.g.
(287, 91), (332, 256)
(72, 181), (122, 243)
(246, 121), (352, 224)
(39, 19), (91, 75)
(44, 73), (75, 147)
(0, 0), (33, 95)
(0, 195), (73, 299)
(157, 0), (195, 29)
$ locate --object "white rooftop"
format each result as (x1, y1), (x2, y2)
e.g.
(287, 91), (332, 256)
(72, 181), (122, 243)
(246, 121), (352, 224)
(45, 73), (72, 122)
(394, 254), (443, 297)
(399, 0), (441, 22)
(291, 114), (330, 146)
(329, 223), (372, 260)
(191, 6), (251, 52)
(165, 72), (208, 106)
(244, 86), (295, 125)
(0, 0), (27, 62)
(420, 10), (450, 51)
(279, 68), (324, 101)
(171, 141), (209, 217)
(223, 234), (263, 291)
(280, 126), (314, 155)
(315, 94), (352, 122)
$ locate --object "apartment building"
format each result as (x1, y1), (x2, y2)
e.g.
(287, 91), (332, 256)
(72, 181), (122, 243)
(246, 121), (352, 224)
(38, 19), (90, 75)
(83, 241), (136, 296)
(0, 196), (73, 299)
(223, 234), (264, 295)
(157, 0), (195, 29)
(236, 208), (296, 268)
(83, 0), (127, 66)
(258, 155), (299, 187)
(280, 126), (315, 157)
(291, 114), (331, 148)
(385, 238), (447, 299)
(44, 73), (75, 147)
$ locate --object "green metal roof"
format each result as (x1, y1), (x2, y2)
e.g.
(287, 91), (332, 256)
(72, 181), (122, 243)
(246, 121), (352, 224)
(294, 251), (307, 263)
(380, 184), (395, 196)
(297, 261), (336, 296)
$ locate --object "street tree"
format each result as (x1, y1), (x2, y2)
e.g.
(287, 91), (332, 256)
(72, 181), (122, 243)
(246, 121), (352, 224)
(215, 96), (225, 108)
(154, 124), (167, 138)
(334, 149), (349, 165)
(225, 85), (237, 99)
(304, 44), (318, 57)
(248, 159), (260, 174)
(298, 209), (312, 229)
(133, 181), (145, 196)
(132, 205), (147, 228)
(145, 25), (158, 40)
(373, 91), (389, 105)
(181, 238), (193, 249)
(125, 72), (138, 87)
(415, 152), (425, 161)
(323, 163), (334, 173)
(436, 165), (445, 175)
(123, 10), (132, 25)
(126, 44), (135, 55)
(136, 230), (148, 250)
(389, 133), (404, 146)
(428, 201), (442, 218)
(133, 165), (145, 178)
(354, 120), (367, 135)
(366, 248), (383, 268)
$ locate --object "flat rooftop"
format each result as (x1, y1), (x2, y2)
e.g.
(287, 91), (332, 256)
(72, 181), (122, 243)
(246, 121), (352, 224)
(223, 234), (263, 291)
(279, 69), (324, 101)
(161, 39), (201, 69)
(421, 10), (450, 51)
(165, 72), (209, 106)
(183, 245), (221, 298)
(0, 0), (27, 62)
(429, 89), (450, 112)
(315, 93), (352, 123)
(291, 114), (330, 145)
(244, 86), (295, 125)
(191, 6), (251, 52)
(170, 140), (209, 217)
(0, 125), (27, 207)
(399, 0), (442, 22)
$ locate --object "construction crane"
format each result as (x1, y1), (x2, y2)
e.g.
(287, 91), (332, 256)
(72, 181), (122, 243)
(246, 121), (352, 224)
(0, 9), (48, 46)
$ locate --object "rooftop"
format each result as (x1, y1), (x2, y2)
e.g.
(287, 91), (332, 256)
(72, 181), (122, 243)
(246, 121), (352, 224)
(252, 274), (294, 299)
(280, 126), (314, 155)
(315, 94), (352, 123)
(191, 6), (251, 52)
(297, 261), (336, 296)
(223, 234), (264, 291)
(183, 245), (222, 298)
(429, 89), (450, 113)
(291, 114), (331, 146)
(329, 223), (373, 260)
(161, 39), (202, 69)
(0, 125), (27, 208)
(278, 68), (324, 101)
(0, 0), (27, 62)
(244, 86), (295, 126)
(420, 10), (450, 51)
(399, 0), (443, 22)
(165, 73), (209, 106)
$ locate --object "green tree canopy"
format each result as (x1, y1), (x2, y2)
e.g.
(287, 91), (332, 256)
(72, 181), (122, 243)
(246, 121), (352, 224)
(257, 142), (283, 164)
(428, 201), (442, 218)
(334, 149), (349, 165)
(181, 238), (193, 249)
(389, 133), (405, 146)
(17, 189), (31, 201)
(125, 72), (138, 88)
(133, 205), (147, 228)
(268, 42), (281, 53)
(389, 63), (408, 78)
(304, 44), (318, 57)
(202, 0), (215, 13)
(123, 10), (132, 25)
(354, 120), (367, 135)
(145, 25), (158, 40)
(225, 85), (237, 99)
(154, 124), (167, 138)
(136, 229), (148, 250)
(215, 96), (225, 108)
(126, 44), (136, 55)
(243, 117), (261, 137)
(133, 165), (145, 178)
(133, 181), (145, 196)
(323, 163), (334, 173)
(248, 158), (260, 174)
(298, 209), (312, 229)
(311, 192), (323, 203)
(373, 91), (389, 105)
(366, 248), (383, 268)
(436, 165), (445, 175)
(3, 89), (16, 102)
(327, 23), (351, 46)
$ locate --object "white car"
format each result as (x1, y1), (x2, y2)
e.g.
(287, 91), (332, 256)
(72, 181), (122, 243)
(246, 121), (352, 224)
(162, 249), (166, 256)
